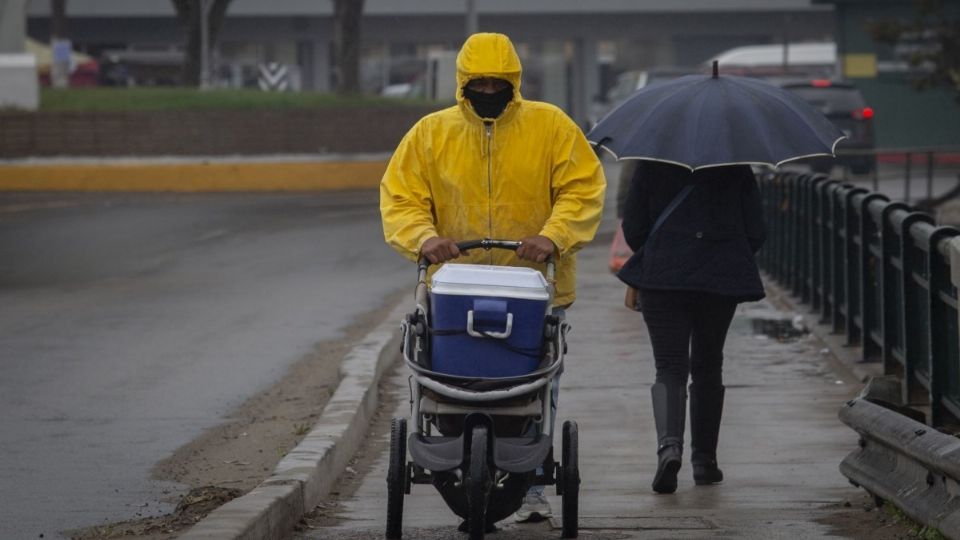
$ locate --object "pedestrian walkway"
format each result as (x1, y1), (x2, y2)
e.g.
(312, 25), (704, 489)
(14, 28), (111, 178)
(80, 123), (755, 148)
(304, 240), (872, 539)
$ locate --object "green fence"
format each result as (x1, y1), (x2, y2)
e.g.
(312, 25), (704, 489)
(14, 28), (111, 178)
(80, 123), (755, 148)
(758, 171), (960, 427)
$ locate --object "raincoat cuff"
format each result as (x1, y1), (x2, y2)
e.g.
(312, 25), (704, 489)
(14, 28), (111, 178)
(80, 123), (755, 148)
(415, 230), (440, 257)
(539, 230), (566, 257)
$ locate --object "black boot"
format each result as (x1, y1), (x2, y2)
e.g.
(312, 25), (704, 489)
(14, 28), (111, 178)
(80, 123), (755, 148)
(651, 382), (686, 494)
(689, 383), (725, 485)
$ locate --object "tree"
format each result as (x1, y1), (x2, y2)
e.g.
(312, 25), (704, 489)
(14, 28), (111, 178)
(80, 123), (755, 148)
(867, 0), (960, 101)
(51, 0), (66, 40)
(332, 0), (364, 94)
(171, 0), (233, 87)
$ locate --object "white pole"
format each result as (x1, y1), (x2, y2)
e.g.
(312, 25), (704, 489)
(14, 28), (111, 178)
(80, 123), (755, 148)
(0, 0), (28, 53)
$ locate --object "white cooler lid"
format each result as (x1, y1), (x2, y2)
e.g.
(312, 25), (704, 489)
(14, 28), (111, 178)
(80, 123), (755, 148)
(431, 264), (550, 301)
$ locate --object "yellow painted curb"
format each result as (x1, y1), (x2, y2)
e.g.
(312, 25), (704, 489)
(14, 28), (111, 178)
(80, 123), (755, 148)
(0, 160), (389, 192)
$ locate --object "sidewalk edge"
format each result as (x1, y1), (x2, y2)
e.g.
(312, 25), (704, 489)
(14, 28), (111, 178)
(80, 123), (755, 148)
(179, 301), (407, 539)
(762, 276), (882, 384)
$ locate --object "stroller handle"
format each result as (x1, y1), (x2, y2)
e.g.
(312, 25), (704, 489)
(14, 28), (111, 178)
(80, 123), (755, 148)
(417, 238), (556, 283)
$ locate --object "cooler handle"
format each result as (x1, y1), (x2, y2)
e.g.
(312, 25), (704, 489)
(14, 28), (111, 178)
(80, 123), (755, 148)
(466, 310), (513, 339)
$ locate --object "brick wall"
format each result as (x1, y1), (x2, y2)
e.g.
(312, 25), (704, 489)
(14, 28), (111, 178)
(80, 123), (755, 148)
(0, 107), (440, 158)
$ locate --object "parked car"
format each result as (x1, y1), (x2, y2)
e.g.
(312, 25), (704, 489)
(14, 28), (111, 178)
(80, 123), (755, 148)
(99, 48), (183, 86)
(26, 38), (99, 87)
(589, 66), (691, 128)
(777, 79), (877, 174)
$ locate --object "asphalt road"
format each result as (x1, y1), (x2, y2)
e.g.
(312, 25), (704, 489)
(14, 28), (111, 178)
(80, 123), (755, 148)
(0, 191), (410, 539)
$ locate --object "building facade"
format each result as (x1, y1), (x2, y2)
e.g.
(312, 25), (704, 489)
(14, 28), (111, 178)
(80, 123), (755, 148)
(26, 0), (835, 125)
(815, 0), (960, 148)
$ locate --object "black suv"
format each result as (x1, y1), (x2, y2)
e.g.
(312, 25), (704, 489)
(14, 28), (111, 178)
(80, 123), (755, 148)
(778, 79), (877, 174)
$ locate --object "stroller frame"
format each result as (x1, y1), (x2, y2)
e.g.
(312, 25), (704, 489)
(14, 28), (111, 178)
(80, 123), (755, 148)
(386, 239), (580, 540)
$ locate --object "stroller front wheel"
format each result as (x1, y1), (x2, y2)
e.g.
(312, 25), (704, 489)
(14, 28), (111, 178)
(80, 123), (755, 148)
(561, 420), (580, 538)
(386, 417), (407, 539)
(466, 424), (491, 540)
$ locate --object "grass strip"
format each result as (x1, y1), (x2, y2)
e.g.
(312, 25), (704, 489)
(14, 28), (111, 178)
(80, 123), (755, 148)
(882, 502), (948, 540)
(40, 87), (441, 112)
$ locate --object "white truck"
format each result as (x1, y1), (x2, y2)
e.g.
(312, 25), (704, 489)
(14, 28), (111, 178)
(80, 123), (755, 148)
(706, 42), (837, 77)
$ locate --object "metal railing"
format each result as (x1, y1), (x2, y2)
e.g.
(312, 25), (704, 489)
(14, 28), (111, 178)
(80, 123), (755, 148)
(830, 146), (960, 203)
(758, 171), (960, 428)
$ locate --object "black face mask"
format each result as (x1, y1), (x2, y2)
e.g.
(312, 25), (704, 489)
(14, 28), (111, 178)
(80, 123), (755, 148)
(463, 86), (514, 119)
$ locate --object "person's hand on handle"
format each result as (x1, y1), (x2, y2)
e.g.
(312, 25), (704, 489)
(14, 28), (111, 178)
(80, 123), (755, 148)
(420, 237), (461, 264)
(516, 235), (556, 263)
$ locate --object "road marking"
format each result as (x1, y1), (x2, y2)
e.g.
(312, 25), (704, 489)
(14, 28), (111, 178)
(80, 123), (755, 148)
(0, 200), (82, 213)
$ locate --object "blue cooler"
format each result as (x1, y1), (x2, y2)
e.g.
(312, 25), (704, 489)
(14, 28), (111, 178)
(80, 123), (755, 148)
(430, 264), (550, 377)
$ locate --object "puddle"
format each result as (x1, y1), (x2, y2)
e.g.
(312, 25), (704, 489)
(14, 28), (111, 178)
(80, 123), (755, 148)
(748, 310), (810, 341)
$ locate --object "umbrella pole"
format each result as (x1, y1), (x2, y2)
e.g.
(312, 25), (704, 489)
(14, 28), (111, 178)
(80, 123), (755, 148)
(713, 60), (718, 79)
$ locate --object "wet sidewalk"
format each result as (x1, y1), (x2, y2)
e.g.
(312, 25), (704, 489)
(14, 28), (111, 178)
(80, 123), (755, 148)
(302, 240), (875, 539)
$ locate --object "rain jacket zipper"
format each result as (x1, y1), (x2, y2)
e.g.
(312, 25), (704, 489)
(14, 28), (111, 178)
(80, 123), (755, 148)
(484, 120), (494, 264)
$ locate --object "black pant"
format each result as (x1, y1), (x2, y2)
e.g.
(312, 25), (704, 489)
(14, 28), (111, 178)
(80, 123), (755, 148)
(639, 289), (738, 388)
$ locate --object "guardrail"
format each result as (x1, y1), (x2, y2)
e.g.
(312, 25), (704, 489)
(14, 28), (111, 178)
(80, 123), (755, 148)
(838, 397), (960, 539)
(757, 171), (960, 428)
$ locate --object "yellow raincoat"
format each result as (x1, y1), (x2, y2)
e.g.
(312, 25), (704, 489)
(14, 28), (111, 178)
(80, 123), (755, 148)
(380, 33), (606, 306)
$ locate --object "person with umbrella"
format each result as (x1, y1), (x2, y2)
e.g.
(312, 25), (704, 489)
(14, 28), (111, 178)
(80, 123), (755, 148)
(588, 62), (844, 494)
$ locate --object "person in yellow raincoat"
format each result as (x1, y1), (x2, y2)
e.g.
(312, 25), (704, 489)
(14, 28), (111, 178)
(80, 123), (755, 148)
(380, 32), (606, 522)
(380, 32), (605, 308)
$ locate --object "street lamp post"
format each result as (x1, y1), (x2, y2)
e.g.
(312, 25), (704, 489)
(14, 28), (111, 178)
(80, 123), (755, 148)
(200, 0), (211, 89)
(465, 0), (477, 37)
(782, 12), (792, 73)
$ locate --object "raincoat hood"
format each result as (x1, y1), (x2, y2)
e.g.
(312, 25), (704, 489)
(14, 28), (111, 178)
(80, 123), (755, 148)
(456, 33), (522, 105)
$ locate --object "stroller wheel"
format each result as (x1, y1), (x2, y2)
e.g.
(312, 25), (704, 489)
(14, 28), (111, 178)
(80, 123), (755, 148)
(386, 417), (407, 539)
(561, 420), (580, 538)
(466, 424), (491, 540)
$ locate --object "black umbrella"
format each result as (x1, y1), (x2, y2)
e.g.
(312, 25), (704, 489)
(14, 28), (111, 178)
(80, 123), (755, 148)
(587, 62), (845, 171)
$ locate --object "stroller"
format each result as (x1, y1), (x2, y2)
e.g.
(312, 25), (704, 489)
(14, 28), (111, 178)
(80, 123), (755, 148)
(386, 239), (580, 540)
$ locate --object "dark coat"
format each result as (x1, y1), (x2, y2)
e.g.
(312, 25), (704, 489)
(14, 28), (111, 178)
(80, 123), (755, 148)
(617, 161), (766, 302)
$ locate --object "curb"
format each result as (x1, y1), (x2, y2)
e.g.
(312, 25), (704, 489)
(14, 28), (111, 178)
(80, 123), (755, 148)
(180, 301), (407, 539)
(0, 155), (390, 192)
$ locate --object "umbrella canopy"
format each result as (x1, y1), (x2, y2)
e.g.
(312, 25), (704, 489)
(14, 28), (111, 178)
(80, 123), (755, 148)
(587, 65), (846, 171)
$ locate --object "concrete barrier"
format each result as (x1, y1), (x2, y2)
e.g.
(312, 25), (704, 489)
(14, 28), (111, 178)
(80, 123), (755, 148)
(0, 107), (434, 159)
(839, 398), (960, 539)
